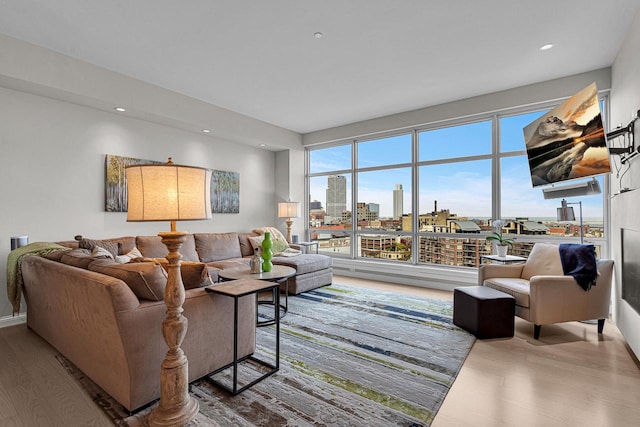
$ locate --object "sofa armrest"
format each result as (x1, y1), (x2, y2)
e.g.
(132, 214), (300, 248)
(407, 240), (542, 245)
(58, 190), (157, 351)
(478, 264), (525, 285)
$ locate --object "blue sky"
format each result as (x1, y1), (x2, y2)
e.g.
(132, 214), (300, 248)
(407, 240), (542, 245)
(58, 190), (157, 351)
(309, 110), (607, 220)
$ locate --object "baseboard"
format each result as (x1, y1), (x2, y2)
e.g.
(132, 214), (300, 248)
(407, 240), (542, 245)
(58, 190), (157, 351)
(332, 258), (477, 291)
(0, 313), (26, 328)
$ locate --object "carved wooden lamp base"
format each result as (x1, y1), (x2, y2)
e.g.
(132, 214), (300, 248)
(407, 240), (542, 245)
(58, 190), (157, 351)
(147, 231), (199, 427)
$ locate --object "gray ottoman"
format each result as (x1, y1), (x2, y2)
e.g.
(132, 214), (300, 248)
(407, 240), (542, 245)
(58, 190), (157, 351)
(453, 286), (515, 339)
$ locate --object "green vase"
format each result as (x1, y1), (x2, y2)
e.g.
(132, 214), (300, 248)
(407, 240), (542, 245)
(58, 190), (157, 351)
(261, 232), (273, 272)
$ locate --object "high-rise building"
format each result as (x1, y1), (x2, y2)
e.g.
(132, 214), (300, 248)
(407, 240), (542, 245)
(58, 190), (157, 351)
(367, 203), (380, 220)
(309, 200), (323, 210)
(393, 184), (403, 219)
(326, 175), (347, 218)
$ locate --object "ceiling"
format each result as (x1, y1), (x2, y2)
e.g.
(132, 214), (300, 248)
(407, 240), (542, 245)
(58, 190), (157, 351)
(1, 0), (638, 134)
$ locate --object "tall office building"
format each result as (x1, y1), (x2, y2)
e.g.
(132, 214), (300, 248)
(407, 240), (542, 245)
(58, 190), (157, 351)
(309, 200), (323, 211)
(393, 184), (404, 219)
(326, 175), (347, 218)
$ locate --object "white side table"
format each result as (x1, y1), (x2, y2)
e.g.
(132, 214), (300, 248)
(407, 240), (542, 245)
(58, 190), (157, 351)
(481, 254), (527, 265)
(293, 241), (319, 254)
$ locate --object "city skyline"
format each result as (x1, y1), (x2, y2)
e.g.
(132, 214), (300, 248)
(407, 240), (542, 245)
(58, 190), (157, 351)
(308, 108), (607, 220)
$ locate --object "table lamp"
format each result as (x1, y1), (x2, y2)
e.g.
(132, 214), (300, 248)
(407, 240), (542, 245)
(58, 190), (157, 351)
(126, 157), (211, 426)
(278, 201), (301, 243)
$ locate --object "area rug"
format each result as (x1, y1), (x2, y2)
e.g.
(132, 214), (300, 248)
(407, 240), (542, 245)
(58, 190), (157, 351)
(57, 283), (475, 426)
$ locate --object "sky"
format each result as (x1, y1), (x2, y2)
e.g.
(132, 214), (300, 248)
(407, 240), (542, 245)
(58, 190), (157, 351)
(309, 109), (608, 220)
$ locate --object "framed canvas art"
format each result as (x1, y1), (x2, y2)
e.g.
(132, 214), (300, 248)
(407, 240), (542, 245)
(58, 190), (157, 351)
(105, 154), (239, 213)
(523, 83), (611, 187)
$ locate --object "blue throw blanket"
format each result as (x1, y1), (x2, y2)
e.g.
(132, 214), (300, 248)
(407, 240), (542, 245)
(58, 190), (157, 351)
(558, 243), (598, 291)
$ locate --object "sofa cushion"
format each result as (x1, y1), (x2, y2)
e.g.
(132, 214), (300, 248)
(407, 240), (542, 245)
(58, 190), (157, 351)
(43, 249), (70, 262)
(59, 249), (94, 269)
(272, 254), (332, 275)
(483, 278), (531, 308)
(109, 236), (137, 254)
(521, 243), (563, 280)
(206, 258), (250, 271)
(194, 233), (242, 262)
(136, 234), (199, 262)
(88, 259), (168, 301)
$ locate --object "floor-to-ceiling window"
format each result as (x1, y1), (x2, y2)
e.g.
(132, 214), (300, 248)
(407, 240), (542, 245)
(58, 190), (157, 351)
(306, 99), (608, 267)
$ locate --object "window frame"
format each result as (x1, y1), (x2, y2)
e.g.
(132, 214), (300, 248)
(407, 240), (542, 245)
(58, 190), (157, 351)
(305, 94), (610, 267)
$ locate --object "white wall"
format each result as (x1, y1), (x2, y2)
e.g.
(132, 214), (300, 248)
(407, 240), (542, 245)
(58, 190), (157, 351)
(303, 68), (612, 145)
(610, 8), (640, 359)
(0, 86), (282, 318)
(0, 34), (306, 320)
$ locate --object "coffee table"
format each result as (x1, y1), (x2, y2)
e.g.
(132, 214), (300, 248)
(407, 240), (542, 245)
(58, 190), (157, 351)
(218, 265), (296, 326)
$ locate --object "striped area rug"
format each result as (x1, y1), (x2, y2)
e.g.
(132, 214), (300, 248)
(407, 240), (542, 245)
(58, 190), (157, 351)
(61, 283), (475, 426)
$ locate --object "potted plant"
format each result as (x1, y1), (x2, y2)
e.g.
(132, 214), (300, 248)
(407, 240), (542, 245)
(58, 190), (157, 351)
(486, 219), (515, 257)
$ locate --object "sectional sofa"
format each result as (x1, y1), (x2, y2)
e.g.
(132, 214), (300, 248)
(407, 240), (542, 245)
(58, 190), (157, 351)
(20, 231), (332, 412)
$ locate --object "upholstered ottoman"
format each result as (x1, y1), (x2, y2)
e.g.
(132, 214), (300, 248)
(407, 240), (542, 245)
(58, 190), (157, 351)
(453, 285), (515, 339)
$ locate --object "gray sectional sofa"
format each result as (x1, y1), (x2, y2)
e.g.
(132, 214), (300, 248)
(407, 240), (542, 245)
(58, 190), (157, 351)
(20, 231), (332, 413)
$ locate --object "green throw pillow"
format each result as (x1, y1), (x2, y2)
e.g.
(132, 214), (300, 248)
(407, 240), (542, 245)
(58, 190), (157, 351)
(272, 238), (289, 254)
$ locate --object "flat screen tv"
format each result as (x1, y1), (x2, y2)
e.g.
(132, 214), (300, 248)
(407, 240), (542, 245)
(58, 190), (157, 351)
(523, 82), (611, 187)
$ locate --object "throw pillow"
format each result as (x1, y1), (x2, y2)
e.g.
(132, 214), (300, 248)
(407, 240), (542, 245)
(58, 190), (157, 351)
(115, 247), (143, 264)
(248, 235), (264, 251)
(77, 237), (119, 258)
(153, 259), (215, 290)
(248, 235), (289, 255)
(92, 246), (115, 260)
(272, 238), (289, 254)
(180, 262), (215, 290)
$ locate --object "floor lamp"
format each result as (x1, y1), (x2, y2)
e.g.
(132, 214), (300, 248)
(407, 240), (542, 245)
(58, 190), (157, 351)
(278, 201), (301, 243)
(557, 198), (583, 243)
(126, 158), (211, 426)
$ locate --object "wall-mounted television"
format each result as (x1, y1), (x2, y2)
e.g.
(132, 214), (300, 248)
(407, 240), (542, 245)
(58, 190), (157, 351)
(523, 82), (611, 187)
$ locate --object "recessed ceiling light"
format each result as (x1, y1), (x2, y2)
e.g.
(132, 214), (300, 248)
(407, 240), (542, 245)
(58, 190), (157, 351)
(539, 44), (554, 51)
(314, 32), (323, 39)
(202, 129), (211, 133)
(114, 107), (126, 112)
(259, 143), (267, 147)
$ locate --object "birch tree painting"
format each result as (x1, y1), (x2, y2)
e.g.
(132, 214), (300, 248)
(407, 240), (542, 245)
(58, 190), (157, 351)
(211, 170), (239, 213)
(105, 155), (161, 212)
(106, 154), (239, 214)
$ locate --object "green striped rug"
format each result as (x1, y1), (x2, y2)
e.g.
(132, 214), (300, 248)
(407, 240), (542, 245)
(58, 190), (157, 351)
(61, 283), (475, 426)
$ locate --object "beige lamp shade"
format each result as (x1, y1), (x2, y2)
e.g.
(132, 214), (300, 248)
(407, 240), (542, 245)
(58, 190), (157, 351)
(126, 160), (212, 223)
(278, 201), (301, 218)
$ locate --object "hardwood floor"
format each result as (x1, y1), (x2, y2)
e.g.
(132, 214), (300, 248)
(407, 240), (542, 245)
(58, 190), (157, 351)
(1, 274), (639, 426)
(0, 319), (113, 426)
